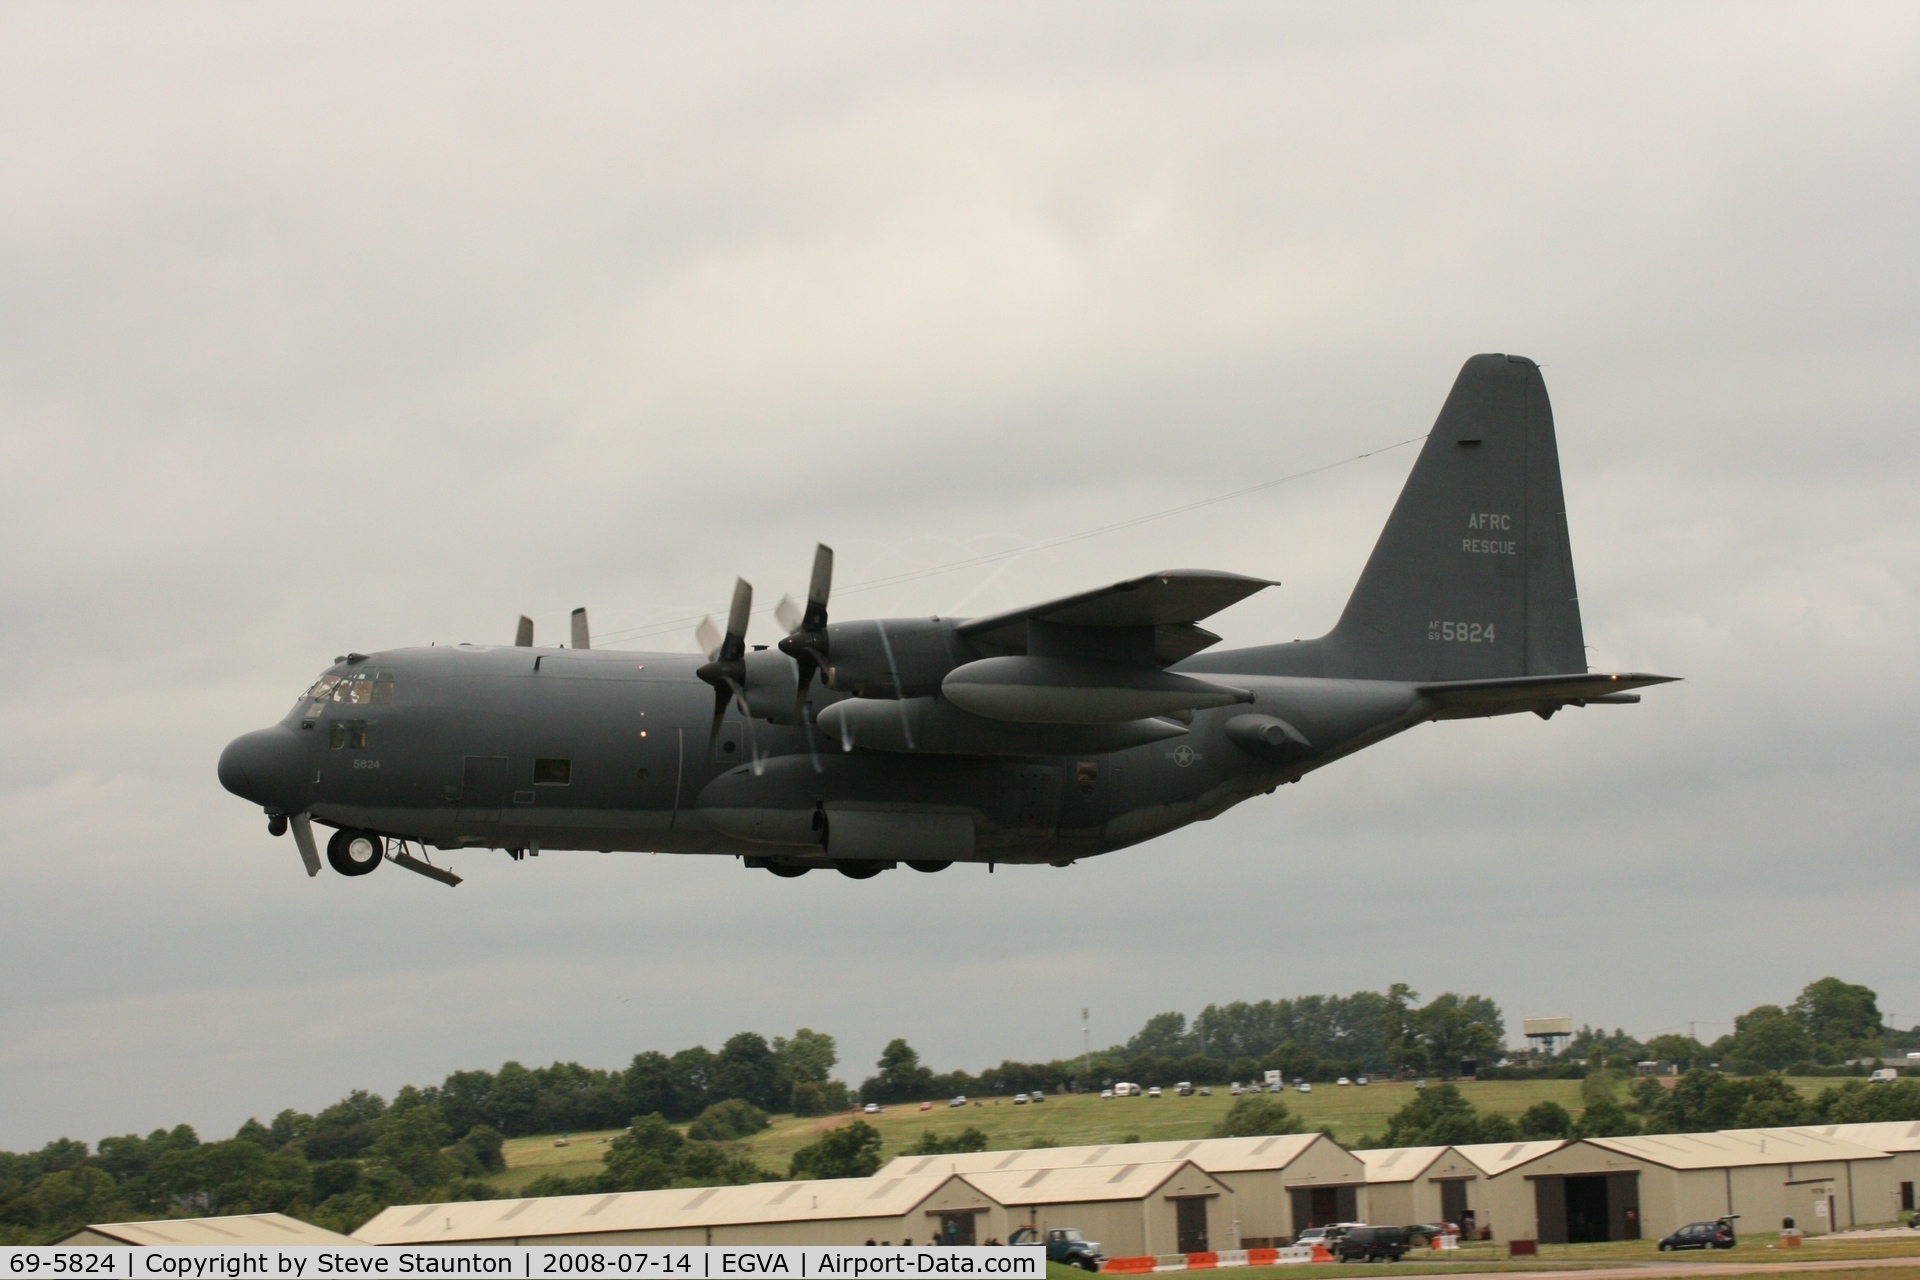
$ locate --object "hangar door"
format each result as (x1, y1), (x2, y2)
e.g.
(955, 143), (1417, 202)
(1290, 1185), (1358, 1231)
(1532, 1173), (1640, 1243)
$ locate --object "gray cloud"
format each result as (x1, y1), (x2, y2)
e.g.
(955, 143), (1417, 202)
(1, 2), (1917, 1149)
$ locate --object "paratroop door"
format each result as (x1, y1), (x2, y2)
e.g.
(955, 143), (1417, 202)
(459, 756), (508, 823)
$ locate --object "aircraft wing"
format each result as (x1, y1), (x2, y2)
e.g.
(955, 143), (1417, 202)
(958, 569), (1275, 665)
(1417, 671), (1679, 719)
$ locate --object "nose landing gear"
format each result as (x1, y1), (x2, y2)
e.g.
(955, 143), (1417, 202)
(326, 828), (384, 876)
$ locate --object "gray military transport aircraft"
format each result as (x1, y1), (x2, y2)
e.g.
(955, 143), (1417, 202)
(219, 354), (1674, 886)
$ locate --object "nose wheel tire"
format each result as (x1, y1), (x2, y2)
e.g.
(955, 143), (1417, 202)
(767, 864), (811, 878)
(905, 860), (950, 873)
(326, 828), (384, 876)
(833, 861), (883, 879)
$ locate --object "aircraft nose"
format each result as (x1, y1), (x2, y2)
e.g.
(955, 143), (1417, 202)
(218, 726), (311, 811)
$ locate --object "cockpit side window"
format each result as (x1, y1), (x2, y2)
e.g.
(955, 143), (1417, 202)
(304, 669), (396, 708)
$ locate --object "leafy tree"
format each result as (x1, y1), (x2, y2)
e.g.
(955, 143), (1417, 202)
(302, 1090), (387, 1162)
(1575, 1097), (1639, 1138)
(1643, 1035), (1710, 1070)
(1210, 1095), (1299, 1138)
(773, 1029), (840, 1107)
(1732, 1076), (1815, 1128)
(687, 1099), (770, 1142)
(862, 1040), (936, 1103)
(27, 1167), (125, 1236)
(907, 1126), (990, 1156)
(790, 1121), (883, 1179)
(1475, 1112), (1521, 1142)
(1378, 1084), (1484, 1147)
(1519, 1101), (1572, 1139)
(451, 1125), (505, 1174)
(1792, 979), (1883, 1061)
(1726, 1006), (1814, 1072)
(1567, 1026), (1646, 1063)
(594, 1115), (690, 1193)
(147, 1139), (312, 1215)
(365, 1104), (455, 1188)
(1414, 993), (1504, 1074)
(1817, 1079), (1920, 1123)
(1128, 1013), (1194, 1057)
(789, 1081), (851, 1117)
(712, 1034), (782, 1112)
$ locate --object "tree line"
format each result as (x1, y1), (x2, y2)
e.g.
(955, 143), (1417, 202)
(7, 977), (1916, 1245)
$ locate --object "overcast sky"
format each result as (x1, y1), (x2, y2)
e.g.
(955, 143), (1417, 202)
(2, 2), (1917, 1152)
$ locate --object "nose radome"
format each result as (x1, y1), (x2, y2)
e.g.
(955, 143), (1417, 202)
(219, 726), (310, 811)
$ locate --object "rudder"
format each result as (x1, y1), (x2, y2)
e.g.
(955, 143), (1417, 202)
(1325, 353), (1585, 681)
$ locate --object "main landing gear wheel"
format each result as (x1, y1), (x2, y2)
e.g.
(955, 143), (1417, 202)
(905, 860), (951, 873)
(326, 828), (384, 876)
(834, 861), (883, 880)
(767, 864), (811, 878)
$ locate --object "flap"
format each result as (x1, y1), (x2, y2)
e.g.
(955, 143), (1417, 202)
(959, 569), (1274, 664)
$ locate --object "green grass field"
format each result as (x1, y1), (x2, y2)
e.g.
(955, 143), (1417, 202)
(487, 1077), (1854, 1192)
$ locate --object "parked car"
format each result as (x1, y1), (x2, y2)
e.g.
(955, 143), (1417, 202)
(1355, 1076), (1370, 1086)
(1199, 1086), (1213, 1096)
(862, 1102), (882, 1114)
(1413, 1079), (1427, 1090)
(949, 1095), (968, 1107)
(1099, 1088), (1114, 1100)
(1659, 1218), (1737, 1251)
(1296, 1081), (1312, 1093)
(1013, 1093), (1029, 1105)
(918, 1101), (933, 1111)
(1175, 1081), (1194, 1096)
(1229, 1082), (1242, 1095)
(1010, 1226), (1104, 1272)
(1147, 1086), (1163, 1098)
(1336, 1226), (1408, 1262)
(1031, 1089), (1046, 1102)
(1336, 1076), (1352, 1086)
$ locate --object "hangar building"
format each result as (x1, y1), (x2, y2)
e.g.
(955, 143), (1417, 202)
(1355, 1146), (1485, 1228)
(1781, 1121), (1920, 1218)
(354, 1171), (999, 1247)
(59, 1213), (358, 1246)
(881, 1132), (1363, 1246)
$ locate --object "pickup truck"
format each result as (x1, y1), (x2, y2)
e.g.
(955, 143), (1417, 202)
(1010, 1226), (1104, 1271)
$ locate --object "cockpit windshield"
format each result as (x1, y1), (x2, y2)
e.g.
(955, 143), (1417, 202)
(304, 669), (396, 707)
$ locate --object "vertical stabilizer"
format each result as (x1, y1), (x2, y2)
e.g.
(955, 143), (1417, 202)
(1325, 353), (1584, 681)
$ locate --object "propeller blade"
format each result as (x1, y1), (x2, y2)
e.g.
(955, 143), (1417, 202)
(514, 616), (534, 647)
(570, 607), (590, 650)
(802, 543), (833, 630)
(695, 615), (722, 662)
(774, 594), (802, 634)
(722, 578), (752, 659)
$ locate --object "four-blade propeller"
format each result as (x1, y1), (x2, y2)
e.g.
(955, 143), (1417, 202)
(777, 544), (834, 728)
(695, 578), (754, 755)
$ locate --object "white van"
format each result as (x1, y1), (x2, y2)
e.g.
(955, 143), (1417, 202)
(1112, 1082), (1142, 1097)
(1871, 1068), (1900, 1083)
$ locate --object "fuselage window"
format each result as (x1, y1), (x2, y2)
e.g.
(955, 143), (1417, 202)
(533, 758), (572, 786)
(330, 721), (368, 750)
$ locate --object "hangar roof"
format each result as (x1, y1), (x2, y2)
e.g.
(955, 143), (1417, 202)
(1356, 1146), (1453, 1183)
(354, 1172), (977, 1245)
(63, 1213), (358, 1246)
(963, 1159), (1224, 1206)
(882, 1133), (1326, 1178)
(1780, 1121), (1920, 1153)
(1454, 1140), (1568, 1176)
(1587, 1129), (1891, 1170)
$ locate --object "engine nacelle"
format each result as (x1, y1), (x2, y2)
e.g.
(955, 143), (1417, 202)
(820, 618), (969, 699)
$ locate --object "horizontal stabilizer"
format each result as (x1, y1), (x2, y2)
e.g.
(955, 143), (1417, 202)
(1417, 671), (1677, 719)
